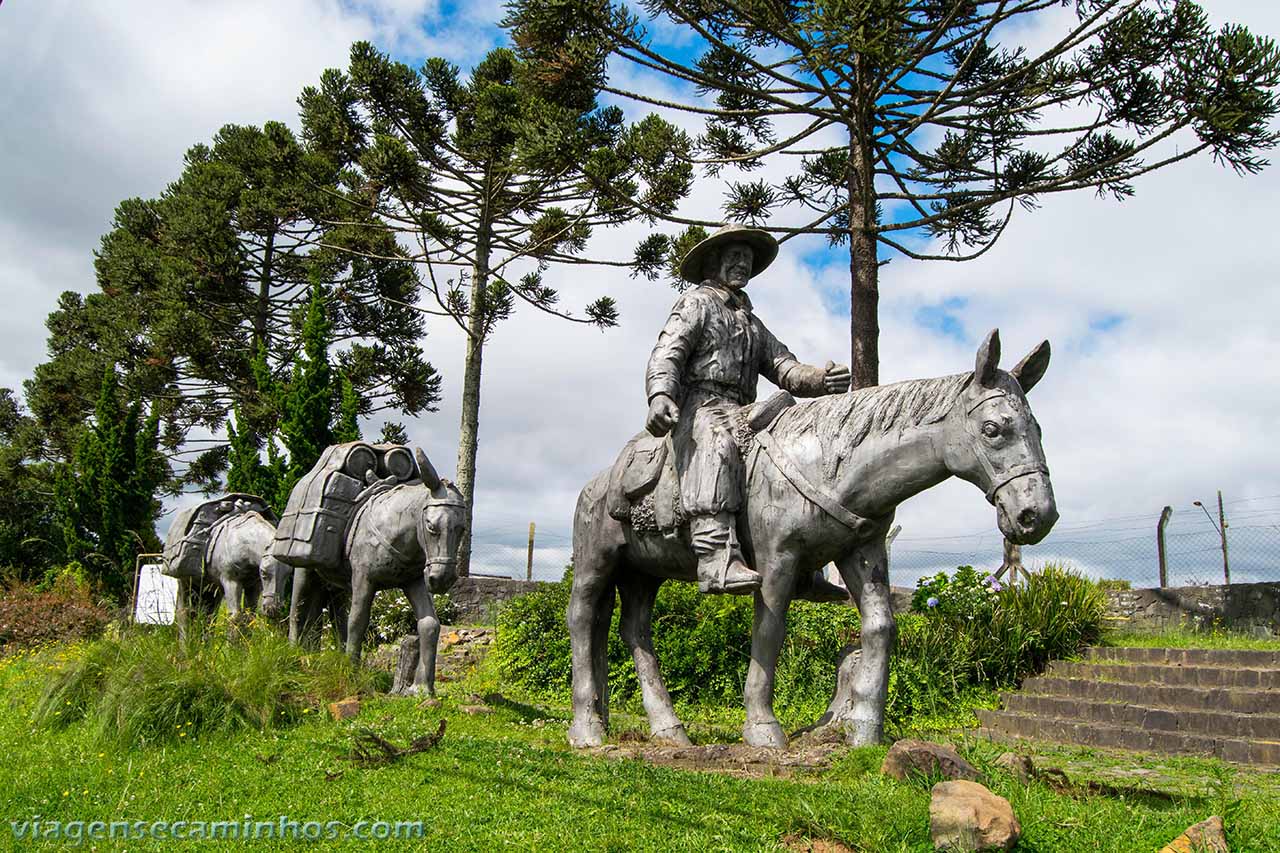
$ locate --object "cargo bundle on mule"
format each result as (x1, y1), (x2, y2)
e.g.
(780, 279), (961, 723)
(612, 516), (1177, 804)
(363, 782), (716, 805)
(162, 494), (274, 578)
(272, 442), (422, 569)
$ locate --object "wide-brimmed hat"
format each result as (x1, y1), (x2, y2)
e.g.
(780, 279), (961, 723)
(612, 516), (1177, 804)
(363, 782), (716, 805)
(678, 224), (779, 284)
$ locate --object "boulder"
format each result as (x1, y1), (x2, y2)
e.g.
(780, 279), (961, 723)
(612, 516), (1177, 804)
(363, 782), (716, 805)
(929, 780), (1021, 851)
(1158, 816), (1228, 853)
(994, 752), (1034, 785)
(881, 739), (981, 782)
(328, 697), (361, 721)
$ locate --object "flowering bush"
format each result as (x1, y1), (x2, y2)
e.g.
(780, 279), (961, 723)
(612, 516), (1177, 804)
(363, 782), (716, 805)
(910, 565), (1003, 620)
(0, 573), (111, 652)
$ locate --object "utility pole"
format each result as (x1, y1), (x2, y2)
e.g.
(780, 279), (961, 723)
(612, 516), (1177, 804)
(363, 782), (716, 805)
(1193, 494), (1230, 586)
(1157, 506), (1173, 588)
(1217, 491), (1230, 585)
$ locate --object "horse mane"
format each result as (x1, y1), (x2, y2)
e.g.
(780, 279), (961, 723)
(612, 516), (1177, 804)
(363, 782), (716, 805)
(770, 372), (973, 479)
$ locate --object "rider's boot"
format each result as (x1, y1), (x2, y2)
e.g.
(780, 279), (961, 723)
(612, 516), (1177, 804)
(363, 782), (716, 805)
(690, 512), (761, 595)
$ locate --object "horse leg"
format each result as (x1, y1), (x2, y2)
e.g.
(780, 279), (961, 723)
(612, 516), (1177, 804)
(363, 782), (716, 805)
(175, 577), (190, 642)
(346, 579), (374, 667)
(743, 556), (796, 749)
(825, 542), (895, 746)
(567, 560), (615, 748)
(403, 576), (440, 696)
(618, 575), (690, 746)
(221, 578), (242, 619)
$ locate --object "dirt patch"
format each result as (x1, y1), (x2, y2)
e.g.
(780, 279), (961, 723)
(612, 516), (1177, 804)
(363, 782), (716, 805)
(585, 742), (845, 779)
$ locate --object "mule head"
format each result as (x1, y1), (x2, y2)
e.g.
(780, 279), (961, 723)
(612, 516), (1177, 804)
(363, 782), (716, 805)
(258, 554), (293, 619)
(944, 329), (1058, 545)
(415, 448), (468, 593)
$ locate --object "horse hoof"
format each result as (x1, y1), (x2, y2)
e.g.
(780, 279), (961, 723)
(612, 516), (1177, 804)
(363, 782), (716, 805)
(743, 720), (788, 749)
(568, 718), (607, 749)
(651, 725), (692, 747)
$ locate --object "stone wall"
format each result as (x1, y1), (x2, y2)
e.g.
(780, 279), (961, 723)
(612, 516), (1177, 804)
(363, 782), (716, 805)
(1104, 581), (1280, 635)
(448, 575), (548, 624)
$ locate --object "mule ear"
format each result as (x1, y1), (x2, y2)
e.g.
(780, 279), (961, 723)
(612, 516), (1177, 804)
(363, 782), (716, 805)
(414, 448), (442, 491)
(975, 328), (1001, 387)
(1011, 340), (1051, 394)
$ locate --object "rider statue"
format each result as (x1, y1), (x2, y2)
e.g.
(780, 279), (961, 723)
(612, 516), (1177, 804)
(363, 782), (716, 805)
(645, 224), (852, 595)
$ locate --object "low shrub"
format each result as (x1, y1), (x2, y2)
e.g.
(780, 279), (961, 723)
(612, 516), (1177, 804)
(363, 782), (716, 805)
(0, 574), (111, 652)
(1096, 578), (1132, 591)
(34, 621), (377, 747)
(364, 591), (459, 647)
(494, 563), (1106, 729)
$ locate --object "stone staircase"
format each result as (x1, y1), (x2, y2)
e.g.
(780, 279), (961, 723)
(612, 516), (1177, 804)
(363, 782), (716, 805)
(977, 647), (1280, 767)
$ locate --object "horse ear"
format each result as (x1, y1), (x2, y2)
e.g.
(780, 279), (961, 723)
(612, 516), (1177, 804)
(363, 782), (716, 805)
(414, 448), (442, 491)
(1011, 340), (1051, 394)
(975, 328), (1001, 387)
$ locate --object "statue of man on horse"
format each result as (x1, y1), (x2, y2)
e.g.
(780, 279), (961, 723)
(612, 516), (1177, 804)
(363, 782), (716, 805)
(644, 224), (853, 594)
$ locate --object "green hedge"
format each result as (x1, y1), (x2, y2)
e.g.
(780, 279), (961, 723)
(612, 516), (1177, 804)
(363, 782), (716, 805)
(493, 563), (1106, 729)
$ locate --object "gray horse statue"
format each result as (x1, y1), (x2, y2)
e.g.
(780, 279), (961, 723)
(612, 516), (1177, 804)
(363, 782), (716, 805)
(288, 449), (467, 696)
(568, 330), (1058, 749)
(164, 496), (292, 634)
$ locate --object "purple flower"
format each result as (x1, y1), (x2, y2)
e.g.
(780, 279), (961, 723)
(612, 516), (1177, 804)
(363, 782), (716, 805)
(926, 597), (939, 608)
(984, 575), (997, 586)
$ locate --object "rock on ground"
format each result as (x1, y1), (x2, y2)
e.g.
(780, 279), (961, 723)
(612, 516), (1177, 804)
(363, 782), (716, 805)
(994, 752), (1034, 785)
(1159, 816), (1228, 853)
(929, 780), (1020, 852)
(881, 739), (981, 782)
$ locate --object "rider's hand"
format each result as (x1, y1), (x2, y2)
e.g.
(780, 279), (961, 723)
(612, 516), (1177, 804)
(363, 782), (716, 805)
(823, 361), (851, 394)
(646, 394), (680, 437)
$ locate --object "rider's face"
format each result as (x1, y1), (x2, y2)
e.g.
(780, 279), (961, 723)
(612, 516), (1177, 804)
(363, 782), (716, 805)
(718, 243), (754, 290)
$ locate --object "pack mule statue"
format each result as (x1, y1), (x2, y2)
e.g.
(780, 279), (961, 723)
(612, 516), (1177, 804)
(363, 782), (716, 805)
(279, 443), (467, 696)
(161, 494), (291, 634)
(569, 226), (1059, 749)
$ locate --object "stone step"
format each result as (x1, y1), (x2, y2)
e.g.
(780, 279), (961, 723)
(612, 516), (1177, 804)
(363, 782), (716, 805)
(1047, 660), (1280, 690)
(1021, 676), (1279, 716)
(1086, 646), (1280, 669)
(977, 709), (1280, 767)
(1001, 692), (1280, 740)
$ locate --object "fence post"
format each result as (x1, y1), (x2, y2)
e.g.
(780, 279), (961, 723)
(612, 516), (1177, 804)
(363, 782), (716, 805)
(526, 522), (536, 581)
(998, 538), (1025, 585)
(1156, 505), (1172, 588)
(1218, 490), (1230, 585)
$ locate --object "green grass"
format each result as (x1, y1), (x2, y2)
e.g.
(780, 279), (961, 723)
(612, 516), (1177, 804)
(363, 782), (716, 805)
(3, 637), (1279, 851)
(1102, 629), (1280, 651)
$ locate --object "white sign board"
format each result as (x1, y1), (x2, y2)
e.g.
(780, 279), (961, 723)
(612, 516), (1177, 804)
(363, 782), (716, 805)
(133, 563), (178, 624)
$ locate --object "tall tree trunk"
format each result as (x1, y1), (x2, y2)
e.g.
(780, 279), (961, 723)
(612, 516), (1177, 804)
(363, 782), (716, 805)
(848, 128), (880, 389)
(454, 202), (493, 578)
(254, 230), (275, 352)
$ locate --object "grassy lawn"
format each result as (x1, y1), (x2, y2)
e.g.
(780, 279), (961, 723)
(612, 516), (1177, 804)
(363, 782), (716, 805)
(3, 638), (1278, 852)
(1101, 628), (1280, 651)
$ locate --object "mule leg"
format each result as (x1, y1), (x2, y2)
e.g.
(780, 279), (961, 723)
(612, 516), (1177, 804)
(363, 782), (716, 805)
(221, 579), (242, 618)
(175, 577), (191, 642)
(826, 542), (895, 746)
(288, 567), (326, 649)
(618, 575), (690, 746)
(403, 577), (440, 696)
(567, 565), (614, 748)
(743, 556), (797, 749)
(346, 580), (374, 666)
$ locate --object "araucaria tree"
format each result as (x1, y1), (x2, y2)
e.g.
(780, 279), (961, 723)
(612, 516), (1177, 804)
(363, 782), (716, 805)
(300, 42), (693, 572)
(508, 0), (1280, 386)
(24, 122), (441, 488)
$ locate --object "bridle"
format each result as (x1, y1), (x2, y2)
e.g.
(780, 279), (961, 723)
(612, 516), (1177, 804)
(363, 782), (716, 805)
(965, 392), (1050, 504)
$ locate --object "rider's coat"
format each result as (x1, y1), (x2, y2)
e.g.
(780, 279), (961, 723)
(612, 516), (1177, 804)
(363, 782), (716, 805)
(645, 281), (827, 515)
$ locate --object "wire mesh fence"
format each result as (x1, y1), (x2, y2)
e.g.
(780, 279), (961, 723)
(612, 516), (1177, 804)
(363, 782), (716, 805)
(466, 494), (1280, 589)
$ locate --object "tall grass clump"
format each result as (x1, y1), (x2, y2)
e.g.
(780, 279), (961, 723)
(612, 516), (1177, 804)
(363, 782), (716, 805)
(34, 621), (377, 747)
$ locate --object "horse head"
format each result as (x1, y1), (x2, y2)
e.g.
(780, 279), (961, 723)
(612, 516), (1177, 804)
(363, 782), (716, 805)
(944, 329), (1058, 545)
(258, 554), (293, 619)
(414, 448), (468, 593)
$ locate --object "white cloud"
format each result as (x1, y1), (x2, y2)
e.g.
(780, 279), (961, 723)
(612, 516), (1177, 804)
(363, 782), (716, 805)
(3, 1), (1278, 586)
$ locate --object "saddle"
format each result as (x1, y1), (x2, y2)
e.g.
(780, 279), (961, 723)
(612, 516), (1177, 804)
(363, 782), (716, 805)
(606, 391), (797, 532)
